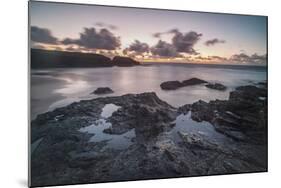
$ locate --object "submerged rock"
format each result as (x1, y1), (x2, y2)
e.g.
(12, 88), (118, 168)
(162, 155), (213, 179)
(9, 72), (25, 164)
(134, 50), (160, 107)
(92, 87), (114, 95)
(205, 83), (227, 91)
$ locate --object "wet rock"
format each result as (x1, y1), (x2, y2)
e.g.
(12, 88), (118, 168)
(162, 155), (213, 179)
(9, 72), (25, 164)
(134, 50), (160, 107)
(205, 83), (227, 91)
(181, 78), (208, 86)
(225, 111), (241, 120)
(222, 131), (247, 141)
(160, 81), (183, 90)
(178, 131), (218, 150)
(187, 85), (267, 144)
(31, 85), (267, 187)
(31, 92), (179, 186)
(106, 92), (178, 142)
(160, 77), (207, 90)
(92, 87), (114, 95)
(190, 100), (214, 122)
(229, 85), (266, 102)
(177, 104), (191, 114)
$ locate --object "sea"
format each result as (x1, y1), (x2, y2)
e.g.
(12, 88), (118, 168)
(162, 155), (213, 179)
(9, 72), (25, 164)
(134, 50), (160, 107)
(30, 63), (266, 120)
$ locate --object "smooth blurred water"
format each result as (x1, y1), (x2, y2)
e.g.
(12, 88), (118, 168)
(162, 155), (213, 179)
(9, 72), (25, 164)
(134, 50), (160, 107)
(31, 64), (266, 119)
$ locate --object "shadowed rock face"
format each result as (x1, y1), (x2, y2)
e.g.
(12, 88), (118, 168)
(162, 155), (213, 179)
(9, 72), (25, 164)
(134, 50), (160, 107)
(31, 85), (267, 187)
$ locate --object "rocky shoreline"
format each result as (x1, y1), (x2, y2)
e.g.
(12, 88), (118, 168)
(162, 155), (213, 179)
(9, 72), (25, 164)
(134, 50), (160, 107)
(31, 83), (267, 187)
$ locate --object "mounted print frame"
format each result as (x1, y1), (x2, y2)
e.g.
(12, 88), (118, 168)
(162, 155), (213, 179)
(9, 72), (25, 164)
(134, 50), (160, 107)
(29, 1), (268, 187)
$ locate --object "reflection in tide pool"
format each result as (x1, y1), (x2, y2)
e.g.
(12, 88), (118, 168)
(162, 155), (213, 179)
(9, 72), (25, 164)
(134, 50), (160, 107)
(170, 112), (231, 146)
(79, 103), (135, 150)
(101, 104), (120, 118)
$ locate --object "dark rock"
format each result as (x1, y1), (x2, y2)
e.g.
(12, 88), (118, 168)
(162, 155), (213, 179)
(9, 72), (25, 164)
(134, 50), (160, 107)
(257, 81), (267, 87)
(160, 81), (183, 90)
(92, 87), (114, 95)
(182, 78), (208, 86)
(106, 92), (178, 141)
(187, 85), (267, 144)
(229, 85), (266, 102)
(205, 83), (227, 91)
(112, 56), (140, 67)
(190, 100), (214, 122)
(178, 131), (218, 150)
(31, 92), (179, 186)
(31, 85), (267, 187)
(160, 78), (207, 90)
(177, 104), (191, 114)
(31, 49), (113, 69)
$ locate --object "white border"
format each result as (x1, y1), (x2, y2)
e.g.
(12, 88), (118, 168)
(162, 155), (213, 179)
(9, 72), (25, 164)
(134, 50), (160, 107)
(1, 0), (281, 188)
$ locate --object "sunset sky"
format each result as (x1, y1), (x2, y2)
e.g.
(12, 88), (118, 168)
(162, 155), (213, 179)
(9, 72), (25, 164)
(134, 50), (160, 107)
(30, 1), (267, 65)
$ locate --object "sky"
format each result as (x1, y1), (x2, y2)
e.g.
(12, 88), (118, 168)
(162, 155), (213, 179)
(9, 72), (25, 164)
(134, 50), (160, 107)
(29, 1), (267, 65)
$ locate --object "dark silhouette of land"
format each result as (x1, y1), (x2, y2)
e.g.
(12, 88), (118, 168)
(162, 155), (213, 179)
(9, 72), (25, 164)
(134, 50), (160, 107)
(31, 49), (140, 68)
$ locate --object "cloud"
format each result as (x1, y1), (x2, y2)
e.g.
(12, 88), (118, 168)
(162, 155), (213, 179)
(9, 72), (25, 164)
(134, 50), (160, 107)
(195, 56), (212, 61)
(195, 55), (227, 62)
(210, 55), (227, 61)
(150, 40), (178, 57)
(95, 22), (105, 27)
(194, 53), (266, 64)
(108, 24), (118, 30)
(31, 44), (46, 50)
(65, 45), (78, 52)
(230, 53), (249, 62)
(169, 29), (202, 54)
(205, 38), (225, 46)
(62, 27), (121, 50)
(124, 40), (149, 54)
(251, 53), (267, 63)
(230, 53), (267, 64)
(54, 46), (63, 51)
(31, 26), (58, 44)
(95, 22), (118, 30)
(151, 29), (202, 56)
(61, 38), (77, 45)
(152, 32), (162, 38)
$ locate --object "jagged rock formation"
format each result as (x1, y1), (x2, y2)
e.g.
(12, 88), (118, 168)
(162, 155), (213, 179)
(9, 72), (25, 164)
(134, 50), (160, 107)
(31, 85), (267, 187)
